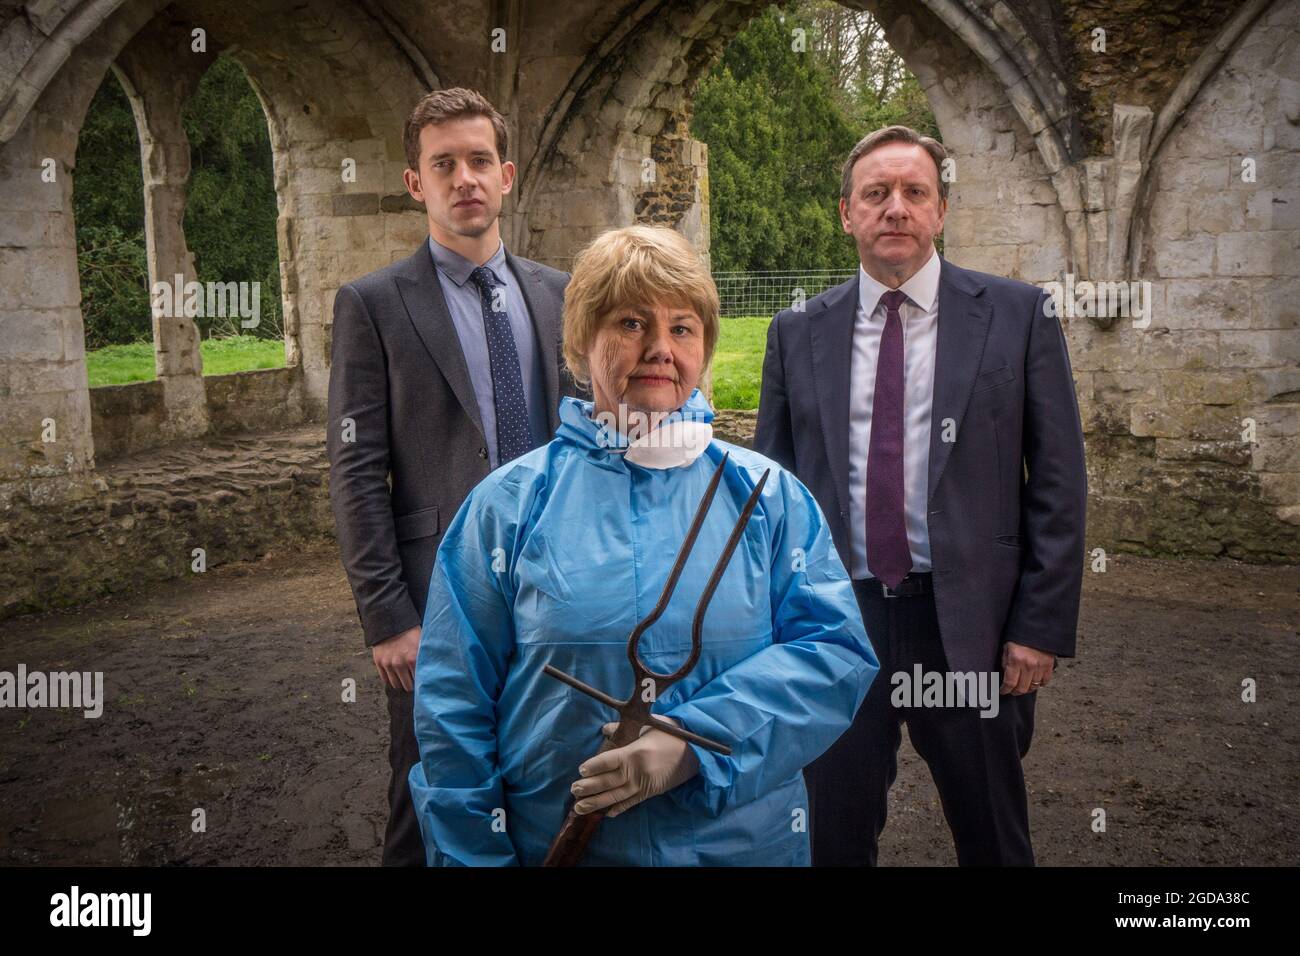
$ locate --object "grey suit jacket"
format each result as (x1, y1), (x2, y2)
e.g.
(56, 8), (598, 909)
(755, 256), (1087, 674)
(327, 242), (580, 646)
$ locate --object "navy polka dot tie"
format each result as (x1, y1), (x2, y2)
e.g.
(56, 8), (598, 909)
(469, 266), (533, 465)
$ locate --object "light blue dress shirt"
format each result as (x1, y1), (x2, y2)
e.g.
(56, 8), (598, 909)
(428, 236), (549, 469)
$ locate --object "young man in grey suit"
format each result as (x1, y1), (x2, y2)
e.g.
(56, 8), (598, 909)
(755, 126), (1087, 865)
(327, 88), (579, 866)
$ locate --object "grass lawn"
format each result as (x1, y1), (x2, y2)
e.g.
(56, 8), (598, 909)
(711, 315), (769, 410)
(86, 336), (286, 387)
(84, 322), (770, 409)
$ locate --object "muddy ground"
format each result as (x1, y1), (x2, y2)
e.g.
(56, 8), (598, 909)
(0, 543), (1296, 866)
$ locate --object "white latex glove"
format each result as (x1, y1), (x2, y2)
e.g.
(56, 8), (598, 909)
(570, 719), (700, 818)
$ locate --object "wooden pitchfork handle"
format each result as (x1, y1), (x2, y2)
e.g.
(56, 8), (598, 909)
(540, 712), (724, 867)
(540, 717), (637, 868)
(541, 734), (621, 867)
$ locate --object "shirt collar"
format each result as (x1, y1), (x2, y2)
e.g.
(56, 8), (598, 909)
(857, 246), (940, 315)
(427, 234), (508, 288)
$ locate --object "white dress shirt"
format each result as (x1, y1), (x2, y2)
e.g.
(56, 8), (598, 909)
(847, 247), (941, 580)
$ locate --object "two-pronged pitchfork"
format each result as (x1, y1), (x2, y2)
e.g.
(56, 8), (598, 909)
(540, 453), (770, 866)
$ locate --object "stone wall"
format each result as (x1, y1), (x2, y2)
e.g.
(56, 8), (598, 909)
(89, 365), (309, 461)
(869, 0), (1300, 562)
(89, 380), (167, 462)
(1074, 0), (1299, 560)
(204, 366), (307, 436)
(0, 425), (332, 618)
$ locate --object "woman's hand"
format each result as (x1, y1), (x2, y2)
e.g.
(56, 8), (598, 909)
(570, 719), (700, 818)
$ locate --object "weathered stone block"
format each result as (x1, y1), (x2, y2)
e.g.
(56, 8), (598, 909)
(1249, 276), (1300, 329)
(1158, 369), (1254, 405)
(0, 310), (65, 361)
(1154, 439), (1251, 465)
(1136, 329), (1219, 369)
(1217, 231), (1297, 277)
(1064, 321), (1139, 372)
(1153, 236), (1215, 278)
(1253, 403), (1300, 436)
(1220, 329), (1300, 369)
(1161, 277), (1252, 330)
(1130, 403), (1240, 440)
(331, 193), (380, 217)
(1093, 369), (1159, 404)
(1253, 433), (1300, 470)
(1154, 158), (1227, 194)
(945, 243), (1018, 276)
(1255, 366), (1300, 402)
(1146, 191), (1189, 240)
(1016, 236), (1069, 283)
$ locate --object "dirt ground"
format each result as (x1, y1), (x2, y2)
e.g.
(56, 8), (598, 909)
(0, 543), (1296, 866)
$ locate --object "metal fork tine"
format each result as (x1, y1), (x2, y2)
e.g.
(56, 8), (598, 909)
(691, 469), (770, 644)
(626, 453), (729, 648)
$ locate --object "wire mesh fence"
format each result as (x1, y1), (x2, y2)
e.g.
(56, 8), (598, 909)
(713, 270), (856, 317)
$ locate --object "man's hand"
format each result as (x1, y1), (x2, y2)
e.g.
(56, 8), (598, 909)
(570, 719), (700, 818)
(1001, 641), (1055, 695)
(372, 626), (421, 692)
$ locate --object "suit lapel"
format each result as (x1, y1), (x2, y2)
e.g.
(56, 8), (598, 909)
(810, 278), (859, 524)
(507, 250), (563, 432)
(395, 243), (485, 443)
(928, 258), (992, 506)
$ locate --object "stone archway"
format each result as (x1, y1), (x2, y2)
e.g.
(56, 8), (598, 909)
(110, 13), (217, 446)
(509, 0), (1297, 559)
(514, 0), (1084, 278)
(0, 0), (434, 482)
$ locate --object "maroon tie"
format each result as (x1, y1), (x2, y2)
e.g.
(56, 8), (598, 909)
(866, 290), (912, 589)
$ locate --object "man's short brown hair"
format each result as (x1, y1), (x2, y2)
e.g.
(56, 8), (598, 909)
(840, 125), (949, 202)
(403, 88), (508, 170)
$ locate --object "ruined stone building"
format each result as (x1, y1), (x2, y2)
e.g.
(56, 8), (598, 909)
(0, 0), (1296, 615)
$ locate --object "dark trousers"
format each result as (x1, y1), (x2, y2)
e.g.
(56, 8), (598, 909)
(805, 576), (1036, 866)
(382, 684), (426, 866)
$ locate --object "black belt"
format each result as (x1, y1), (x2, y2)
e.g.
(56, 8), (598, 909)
(856, 571), (932, 598)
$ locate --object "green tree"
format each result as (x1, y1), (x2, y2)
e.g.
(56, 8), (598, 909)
(851, 71), (940, 138)
(73, 75), (151, 348)
(181, 57), (283, 340)
(691, 5), (860, 273)
(691, 2), (939, 275)
(72, 57), (283, 348)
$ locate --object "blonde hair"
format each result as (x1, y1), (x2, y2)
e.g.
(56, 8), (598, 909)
(562, 225), (721, 387)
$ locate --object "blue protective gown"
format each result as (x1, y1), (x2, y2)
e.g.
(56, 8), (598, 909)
(408, 389), (878, 866)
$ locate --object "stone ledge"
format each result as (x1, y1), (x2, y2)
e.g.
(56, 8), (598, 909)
(0, 425), (332, 619)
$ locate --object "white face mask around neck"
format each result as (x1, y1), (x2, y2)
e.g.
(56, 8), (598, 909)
(623, 419), (713, 469)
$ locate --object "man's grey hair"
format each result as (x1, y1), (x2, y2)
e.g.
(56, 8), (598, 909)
(840, 125), (949, 202)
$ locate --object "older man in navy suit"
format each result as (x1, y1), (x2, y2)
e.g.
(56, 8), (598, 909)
(755, 126), (1087, 866)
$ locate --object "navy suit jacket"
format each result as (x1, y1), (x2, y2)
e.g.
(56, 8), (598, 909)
(754, 256), (1087, 674)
